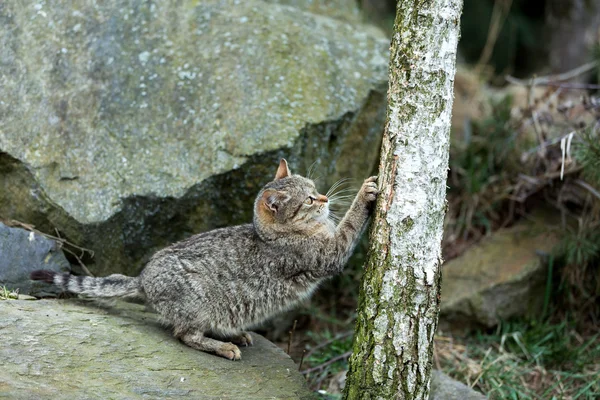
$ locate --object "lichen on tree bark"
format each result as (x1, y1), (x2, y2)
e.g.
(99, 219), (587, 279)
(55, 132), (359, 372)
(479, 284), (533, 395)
(344, 1), (463, 399)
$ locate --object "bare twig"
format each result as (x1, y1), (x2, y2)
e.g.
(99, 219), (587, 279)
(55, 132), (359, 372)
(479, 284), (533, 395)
(506, 80), (600, 90)
(574, 179), (600, 201)
(543, 167), (583, 180)
(525, 75), (548, 156)
(522, 130), (580, 159)
(5, 220), (94, 257)
(301, 351), (352, 375)
(298, 349), (306, 371)
(2, 219), (95, 276)
(62, 247), (95, 277)
(287, 319), (297, 355)
(506, 61), (598, 86)
(475, 0), (513, 75)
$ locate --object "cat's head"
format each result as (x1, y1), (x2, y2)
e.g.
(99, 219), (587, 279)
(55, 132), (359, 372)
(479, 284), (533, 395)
(254, 159), (332, 238)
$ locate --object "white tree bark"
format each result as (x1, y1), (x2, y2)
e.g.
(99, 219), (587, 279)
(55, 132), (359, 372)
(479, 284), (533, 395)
(344, 1), (463, 399)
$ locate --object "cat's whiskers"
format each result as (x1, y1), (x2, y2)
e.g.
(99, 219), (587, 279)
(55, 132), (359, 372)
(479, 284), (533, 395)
(327, 212), (342, 226)
(329, 186), (356, 194)
(329, 189), (354, 203)
(327, 197), (351, 224)
(328, 195), (355, 204)
(306, 160), (319, 180)
(328, 191), (357, 201)
(325, 178), (352, 197)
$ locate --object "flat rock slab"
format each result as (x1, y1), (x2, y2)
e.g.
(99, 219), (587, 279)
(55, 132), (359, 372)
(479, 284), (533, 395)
(440, 211), (560, 330)
(0, 299), (314, 400)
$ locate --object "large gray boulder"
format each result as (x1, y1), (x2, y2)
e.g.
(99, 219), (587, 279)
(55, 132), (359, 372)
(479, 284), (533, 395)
(0, 0), (388, 276)
(0, 222), (70, 296)
(0, 298), (314, 399)
(440, 212), (560, 331)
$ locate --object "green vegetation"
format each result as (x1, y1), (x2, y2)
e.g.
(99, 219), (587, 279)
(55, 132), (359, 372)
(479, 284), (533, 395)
(575, 128), (600, 187)
(446, 96), (517, 243)
(302, 329), (354, 397)
(0, 286), (18, 300)
(436, 318), (600, 399)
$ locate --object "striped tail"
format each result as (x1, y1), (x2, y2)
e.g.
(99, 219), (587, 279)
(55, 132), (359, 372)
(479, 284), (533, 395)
(30, 270), (144, 299)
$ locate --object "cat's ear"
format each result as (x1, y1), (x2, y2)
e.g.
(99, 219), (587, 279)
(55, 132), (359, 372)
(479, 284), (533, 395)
(261, 189), (290, 213)
(274, 158), (292, 180)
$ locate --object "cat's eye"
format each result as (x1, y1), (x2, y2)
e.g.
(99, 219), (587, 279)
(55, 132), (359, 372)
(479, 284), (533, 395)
(305, 196), (315, 205)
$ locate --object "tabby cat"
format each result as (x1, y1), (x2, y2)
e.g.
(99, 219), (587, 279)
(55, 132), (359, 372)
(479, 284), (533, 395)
(32, 159), (378, 360)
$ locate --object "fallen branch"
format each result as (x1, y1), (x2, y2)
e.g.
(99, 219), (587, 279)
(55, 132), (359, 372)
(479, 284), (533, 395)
(574, 179), (600, 202)
(1, 219), (95, 277)
(505, 61), (598, 86)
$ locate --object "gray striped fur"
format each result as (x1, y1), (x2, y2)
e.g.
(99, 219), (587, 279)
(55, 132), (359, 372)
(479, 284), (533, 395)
(53, 273), (143, 298)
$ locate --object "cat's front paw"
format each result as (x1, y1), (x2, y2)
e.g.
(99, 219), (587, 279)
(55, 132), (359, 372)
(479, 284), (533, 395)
(216, 342), (242, 361)
(360, 176), (379, 203)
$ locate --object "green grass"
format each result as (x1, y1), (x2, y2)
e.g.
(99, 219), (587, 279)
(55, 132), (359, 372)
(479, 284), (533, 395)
(436, 318), (600, 400)
(575, 128), (600, 187)
(0, 286), (19, 300)
(302, 330), (354, 394)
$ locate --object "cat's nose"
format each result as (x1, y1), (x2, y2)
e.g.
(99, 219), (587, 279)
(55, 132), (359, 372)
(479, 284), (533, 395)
(318, 194), (328, 203)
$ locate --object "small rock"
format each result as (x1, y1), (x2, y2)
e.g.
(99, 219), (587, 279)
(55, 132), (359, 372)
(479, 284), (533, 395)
(440, 211), (560, 331)
(430, 370), (487, 400)
(0, 222), (71, 297)
(17, 294), (38, 300)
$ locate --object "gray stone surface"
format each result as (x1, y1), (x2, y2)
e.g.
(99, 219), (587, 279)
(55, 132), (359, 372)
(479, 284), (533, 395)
(0, 299), (314, 399)
(0, 222), (70, 297)
(440, 212), (560, 331)
(0, 0), (388, 277)
(429, 371), (487, 400)
(266, 0), (363, 23)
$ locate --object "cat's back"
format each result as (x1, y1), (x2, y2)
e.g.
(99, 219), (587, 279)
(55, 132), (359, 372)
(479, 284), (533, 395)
(148, 223), (259, 266)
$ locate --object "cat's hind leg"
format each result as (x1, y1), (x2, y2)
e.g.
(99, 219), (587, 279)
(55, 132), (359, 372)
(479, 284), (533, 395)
(178, 330), (242, 361)
(229, 331), (253, 347)
(206, 330), (254, 347)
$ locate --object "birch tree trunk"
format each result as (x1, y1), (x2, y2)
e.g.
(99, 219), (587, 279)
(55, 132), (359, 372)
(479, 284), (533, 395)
(344, 1), (463, 399)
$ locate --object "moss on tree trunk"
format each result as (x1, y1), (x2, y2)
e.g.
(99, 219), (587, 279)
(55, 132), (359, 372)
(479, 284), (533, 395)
(343, 1), (463, 399)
